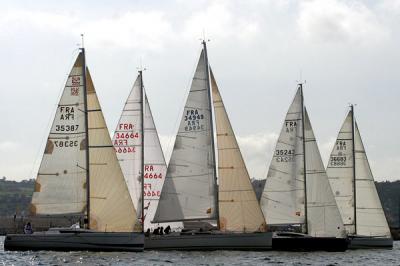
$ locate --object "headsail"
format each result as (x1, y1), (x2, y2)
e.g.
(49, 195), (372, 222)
(354, 122), (391, 237)
(304, 109), (345, 237)
(143, 94), (182, 229)
(86, 69), (138, 232)
(260, 88), (305, 226)
(211, 69), (266, 232)
(30, 53), (87, 216)
(153, 49), (217, 222)
(326, 111), (355, 234)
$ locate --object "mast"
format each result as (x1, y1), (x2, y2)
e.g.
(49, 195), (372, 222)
(139, 70), (145, 233)
(299, 83), (308, 234)
(202, 40), (220, 229)
(351, 104), (357, 235)
(81, 47), (91, 229)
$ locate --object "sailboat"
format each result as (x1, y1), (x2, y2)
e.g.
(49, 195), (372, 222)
(145, 41), (272, 250)
(112, 70), (182, 232)
(326, 105), (393, 249)
(260, 84), (348, 251)
(4, 48), (144, 251)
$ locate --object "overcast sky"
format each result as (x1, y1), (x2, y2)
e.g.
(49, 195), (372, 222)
(0, 0), (399, 181)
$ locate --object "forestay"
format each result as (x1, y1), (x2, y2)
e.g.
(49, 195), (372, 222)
(260, 88), (305, 226)
(86, 69), (138, 232)
(31, 53), (87, 215)
(304, 109), (346, 238)
(326, 111), (355, 234)
(153, 49), (217, 222)
(211, 70), (266, 232)
(354, 123), (391, 237)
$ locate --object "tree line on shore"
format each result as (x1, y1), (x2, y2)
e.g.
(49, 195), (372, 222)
(1, 177), (399, 228)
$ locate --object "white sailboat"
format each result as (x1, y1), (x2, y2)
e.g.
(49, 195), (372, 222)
(326, 105), (393, 249)
(112, 71), (182, 231)
(260, 84), (348, 251)
(4, 49), (144, 252)
(146, 41), (272, 250)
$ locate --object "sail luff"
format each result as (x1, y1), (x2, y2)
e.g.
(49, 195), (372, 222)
(300, 84), (308, 234)
(351, 105), (357, 235)
(81, 48), (91, 229)
(202, 40), (219, 228)
(140, 70), (145, 232)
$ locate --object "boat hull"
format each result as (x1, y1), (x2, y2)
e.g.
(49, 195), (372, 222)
(145, 232), (272, 251)
(272, 233), (348, 251)
(348, 236), (393, 249)
(4, 231), (144, 252)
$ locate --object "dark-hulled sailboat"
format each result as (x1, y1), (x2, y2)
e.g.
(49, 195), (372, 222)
(4, 48), (144, 252)
(326, 105), (393, 249)
(260, 84), (349, 251)
(144, 41), (272, 250)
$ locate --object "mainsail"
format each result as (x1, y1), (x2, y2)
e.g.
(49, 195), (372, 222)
(326, 111), (355, 234)
(112, 76), (142, 214)
(304, 109), (345, 237)
(261, 86), (345, 237)
(153, 48), (217, 223)
(211, 70), (266, 232)
(31, 53), (87, 216)
(327, 109), (390, 237)
(30, 51), (138, 232)
(260, 88), (305, 226)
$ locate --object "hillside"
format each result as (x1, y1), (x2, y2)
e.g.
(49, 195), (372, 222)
(0, 177), (399, 228)
(0, 178), (34, 217)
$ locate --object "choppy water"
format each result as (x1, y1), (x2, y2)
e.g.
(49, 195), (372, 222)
(0, 236), (399, 266)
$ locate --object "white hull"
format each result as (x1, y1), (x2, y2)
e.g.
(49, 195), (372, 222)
(145, 232), (272, 251)
(348, 236), (393, 249)
(4, 230), (144, 252)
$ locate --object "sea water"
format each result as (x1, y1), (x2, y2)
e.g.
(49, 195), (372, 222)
(0, 236), (399, 265)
